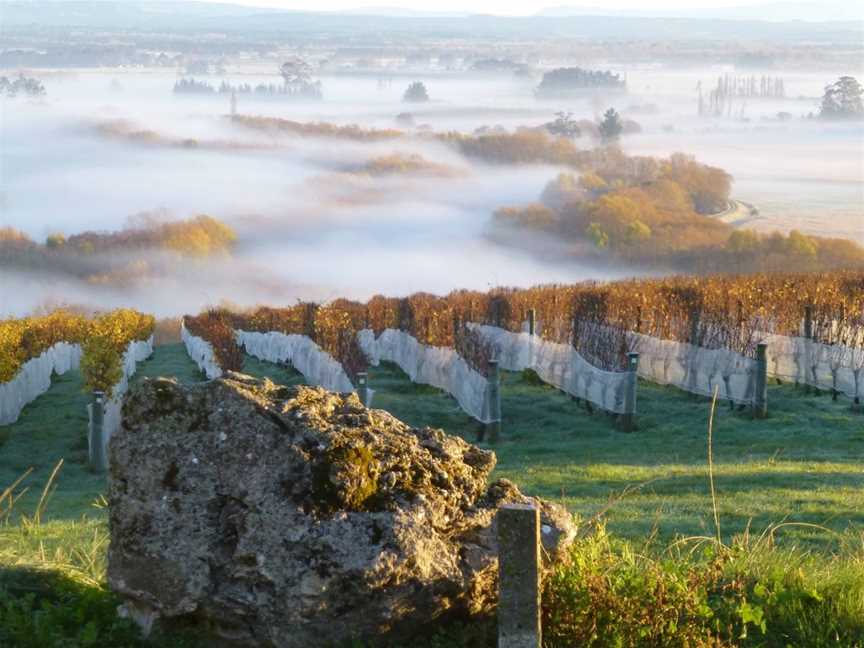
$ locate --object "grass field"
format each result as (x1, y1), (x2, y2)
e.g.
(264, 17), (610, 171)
(370, 361), (864, 549)
(2, 344), (862, 545)
(1, 343), (862, 646)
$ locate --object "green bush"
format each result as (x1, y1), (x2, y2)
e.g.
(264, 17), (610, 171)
(543, 526), (864, 647)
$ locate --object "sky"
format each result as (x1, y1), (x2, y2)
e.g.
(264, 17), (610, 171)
(197, 0), (821, 15)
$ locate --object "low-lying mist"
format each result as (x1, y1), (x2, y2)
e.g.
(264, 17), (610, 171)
(2, 68), (861, 317)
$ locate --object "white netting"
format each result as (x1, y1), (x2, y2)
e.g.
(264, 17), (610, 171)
(0, 342), (83, 425)
(627, 331), (758, 405)
(95, 337), (154, 461)
(475, 320), (864, 407)
(357, 328), (498, 423)
(625, 330), (862, 403)
(468, 324), (631, 414)
(763, 335), (863, 400)
(181, 323), (223, 379)
(236, 330), (355, 393)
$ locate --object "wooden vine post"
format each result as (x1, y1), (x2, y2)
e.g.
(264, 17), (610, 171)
(487, 360), (502, 444)
(803, 304), (814, 393)
(622, 352), (640, 432)
(753, 342), (768, 419)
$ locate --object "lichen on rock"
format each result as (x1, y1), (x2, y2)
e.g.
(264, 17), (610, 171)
(108, 373), (575, 646)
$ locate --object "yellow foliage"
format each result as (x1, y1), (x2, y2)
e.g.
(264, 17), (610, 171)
(0, 309), (154, 395)
(0, 310), (90, 382)
(362, 153), (456, 177)
(163, 215), (237, 257)
(579, 172), (607, 193)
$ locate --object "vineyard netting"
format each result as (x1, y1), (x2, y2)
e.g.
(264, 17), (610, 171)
(0, 342), (83, 425)
(357, 329), (499, 423)
(627, 331), (757, 405)
(235, 330), (355, 393)
(468, 324), (631, 413)
(474, 322), (864, 407)
(763, 335), (864, 400)
(629, 329), (864, 403)
(89, 337), (153, 461)
(181, 322), (223, 379)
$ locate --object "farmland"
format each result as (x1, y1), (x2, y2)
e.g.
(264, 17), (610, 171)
(2, 339), (862, 645)
(2, 7), (863, 640)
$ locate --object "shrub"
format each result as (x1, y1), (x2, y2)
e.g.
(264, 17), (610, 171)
(184, 310), (244, 373)
(0, 310), (90, 383)
(80, 337), (123, 397)
(45, 233), (66, 249)
(0, 309), (153, 394)
(80, 309), (155, 396)
(0, 227), (32, 245)
(403, 82), (430, 103)
(544, 526), (864, 647)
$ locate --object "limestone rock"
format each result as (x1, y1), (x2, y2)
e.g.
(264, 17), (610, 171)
(108, 373), (575, 646)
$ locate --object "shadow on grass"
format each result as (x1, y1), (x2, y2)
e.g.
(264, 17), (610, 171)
(0, 566), (206, 648)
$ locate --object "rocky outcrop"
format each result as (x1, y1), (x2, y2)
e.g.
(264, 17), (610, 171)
(108, 373), (575, 646)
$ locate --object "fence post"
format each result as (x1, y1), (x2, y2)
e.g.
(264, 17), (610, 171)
(357, 372), (370, 407)
(803, 305), (813, 340)
(487, 360), (502, 444)
(687, 311), (701, 396)
(497, 503), (541, 648)
(622, 352), (639, 432)
(753, 342), (768, 419)
(527, 309), (536, 336)
(802, 305), (814, 393)
(88, 391), (107, 473)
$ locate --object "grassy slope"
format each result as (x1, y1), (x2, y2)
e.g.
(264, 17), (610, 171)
(0, 344), (203, 520)
(1, 345), (862, 646)
(0, 343), (208, 629)
(362, 363), (864, 549)
(2, 345), (862, 550)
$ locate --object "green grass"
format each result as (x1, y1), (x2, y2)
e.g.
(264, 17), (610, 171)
(364, 362), (864, 550)
(132, 343), (206, 385)
(0, 368), (100, 520)
(0, 344), (204, 522)
(1, 344), (861, 549)
(239, 353), (307, 387)
(1, 345), (862, 646)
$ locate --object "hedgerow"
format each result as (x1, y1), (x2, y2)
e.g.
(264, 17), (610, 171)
(79, 309), (155, 397)
(0, 309), (153, 394)
(211, 270), (863, 378)
(183, 309), (244, 373)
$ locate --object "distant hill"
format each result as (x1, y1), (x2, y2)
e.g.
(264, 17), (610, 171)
(537, 1), (864, 23)
(2, 0), (861, 43)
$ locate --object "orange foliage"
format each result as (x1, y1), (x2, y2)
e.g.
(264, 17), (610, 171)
(184, 309), (244, 373)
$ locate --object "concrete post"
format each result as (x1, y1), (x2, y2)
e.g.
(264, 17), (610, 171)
(357, 372), (370, 407)
(527, 309), (536, 337)
(622, 352), (639, 432)
(88, 391), (107, 472)
(753, 343), (768, 419)
(497, 503), (541, 648)
(487, 360), (502, 444)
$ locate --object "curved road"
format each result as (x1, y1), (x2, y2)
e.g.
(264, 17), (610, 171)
(710, 199), (761, 227)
